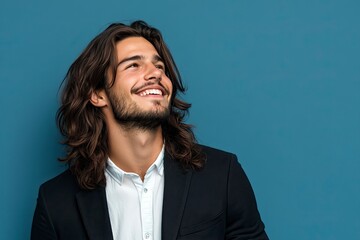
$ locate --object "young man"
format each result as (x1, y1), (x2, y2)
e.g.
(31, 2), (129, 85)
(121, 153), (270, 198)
(31, 21), (269, 240)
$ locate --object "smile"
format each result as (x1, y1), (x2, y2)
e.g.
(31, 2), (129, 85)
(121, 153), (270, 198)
(138, 89), (164, 96)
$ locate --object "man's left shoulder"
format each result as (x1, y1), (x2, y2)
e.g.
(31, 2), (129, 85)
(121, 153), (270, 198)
(198, 144), (236, 157)
(197, 144), (239, 169)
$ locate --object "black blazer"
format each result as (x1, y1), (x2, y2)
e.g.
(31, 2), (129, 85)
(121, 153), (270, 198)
(31, 145), (268, 239)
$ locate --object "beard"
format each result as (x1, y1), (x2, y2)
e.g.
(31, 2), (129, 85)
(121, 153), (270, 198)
(105, 87), (170, 131)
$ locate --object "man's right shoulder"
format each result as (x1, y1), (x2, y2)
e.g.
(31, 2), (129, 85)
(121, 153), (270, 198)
(38, 169), (81, 197)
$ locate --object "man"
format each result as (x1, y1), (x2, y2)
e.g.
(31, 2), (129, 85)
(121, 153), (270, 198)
(31, 20), (269, 240)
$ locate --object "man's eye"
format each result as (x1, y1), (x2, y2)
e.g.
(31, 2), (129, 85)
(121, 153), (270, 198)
(156, 64), (165, 71)
(126, 63), (139, 69)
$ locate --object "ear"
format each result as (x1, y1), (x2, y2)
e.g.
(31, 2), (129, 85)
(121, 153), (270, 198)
(90, 90), (108, 107)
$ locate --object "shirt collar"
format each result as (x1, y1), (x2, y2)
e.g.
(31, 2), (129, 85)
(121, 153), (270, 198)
(106, 145), (165, 185)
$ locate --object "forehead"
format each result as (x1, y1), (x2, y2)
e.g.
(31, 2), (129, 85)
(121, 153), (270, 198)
(116, 37), (159, 59)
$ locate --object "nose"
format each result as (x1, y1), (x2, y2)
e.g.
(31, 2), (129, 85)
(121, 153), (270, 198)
(144, 63), (162, 81)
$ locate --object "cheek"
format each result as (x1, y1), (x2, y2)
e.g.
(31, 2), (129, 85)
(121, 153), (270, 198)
(164, 77), (173, 94)
(113, 77), (133, 93)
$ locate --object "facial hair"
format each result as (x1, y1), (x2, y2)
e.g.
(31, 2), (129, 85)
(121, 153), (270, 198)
(105, 87), (170, 131)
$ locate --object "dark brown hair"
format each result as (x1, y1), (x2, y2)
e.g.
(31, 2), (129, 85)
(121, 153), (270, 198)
(57, 21), (205, 189)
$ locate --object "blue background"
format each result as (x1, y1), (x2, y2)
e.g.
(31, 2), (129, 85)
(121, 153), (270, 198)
(1, 0), (359, 239)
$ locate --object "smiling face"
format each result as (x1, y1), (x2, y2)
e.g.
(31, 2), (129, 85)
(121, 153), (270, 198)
(105, 37), (173, 130)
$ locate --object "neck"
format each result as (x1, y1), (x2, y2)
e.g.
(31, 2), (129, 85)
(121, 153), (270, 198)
(107, 121), (164, 180)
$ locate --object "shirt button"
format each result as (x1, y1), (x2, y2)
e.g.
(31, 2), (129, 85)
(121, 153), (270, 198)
(145, 232), (150, 239)
(144, 188), (148, 193)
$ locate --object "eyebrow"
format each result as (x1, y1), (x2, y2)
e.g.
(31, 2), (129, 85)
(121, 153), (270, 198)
(117, 54), (164, 68)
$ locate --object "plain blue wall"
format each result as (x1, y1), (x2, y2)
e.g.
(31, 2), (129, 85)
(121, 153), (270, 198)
(1, 0), (359, 239)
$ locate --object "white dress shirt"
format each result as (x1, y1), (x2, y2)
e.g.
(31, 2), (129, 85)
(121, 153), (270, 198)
(105, 146), (165, 240)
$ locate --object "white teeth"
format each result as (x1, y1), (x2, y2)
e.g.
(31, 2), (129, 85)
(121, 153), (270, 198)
(139, 89), (163, 96)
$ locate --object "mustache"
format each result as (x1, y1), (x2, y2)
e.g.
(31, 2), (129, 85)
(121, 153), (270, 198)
(131, 81), (170, 95)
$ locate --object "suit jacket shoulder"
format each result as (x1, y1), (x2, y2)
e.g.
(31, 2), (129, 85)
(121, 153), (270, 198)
(39, 170), (80, 197)
(31, 170), (113, 240)
(171, 144), (269, 240)
(198, 144), (237, 166)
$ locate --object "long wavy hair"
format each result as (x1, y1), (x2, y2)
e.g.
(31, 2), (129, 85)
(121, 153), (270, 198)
(57, 21), (205, 189)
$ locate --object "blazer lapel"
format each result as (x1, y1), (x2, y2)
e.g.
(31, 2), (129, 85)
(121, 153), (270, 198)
(76, 187), (113, 240)
(162, 154), (193, 240)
